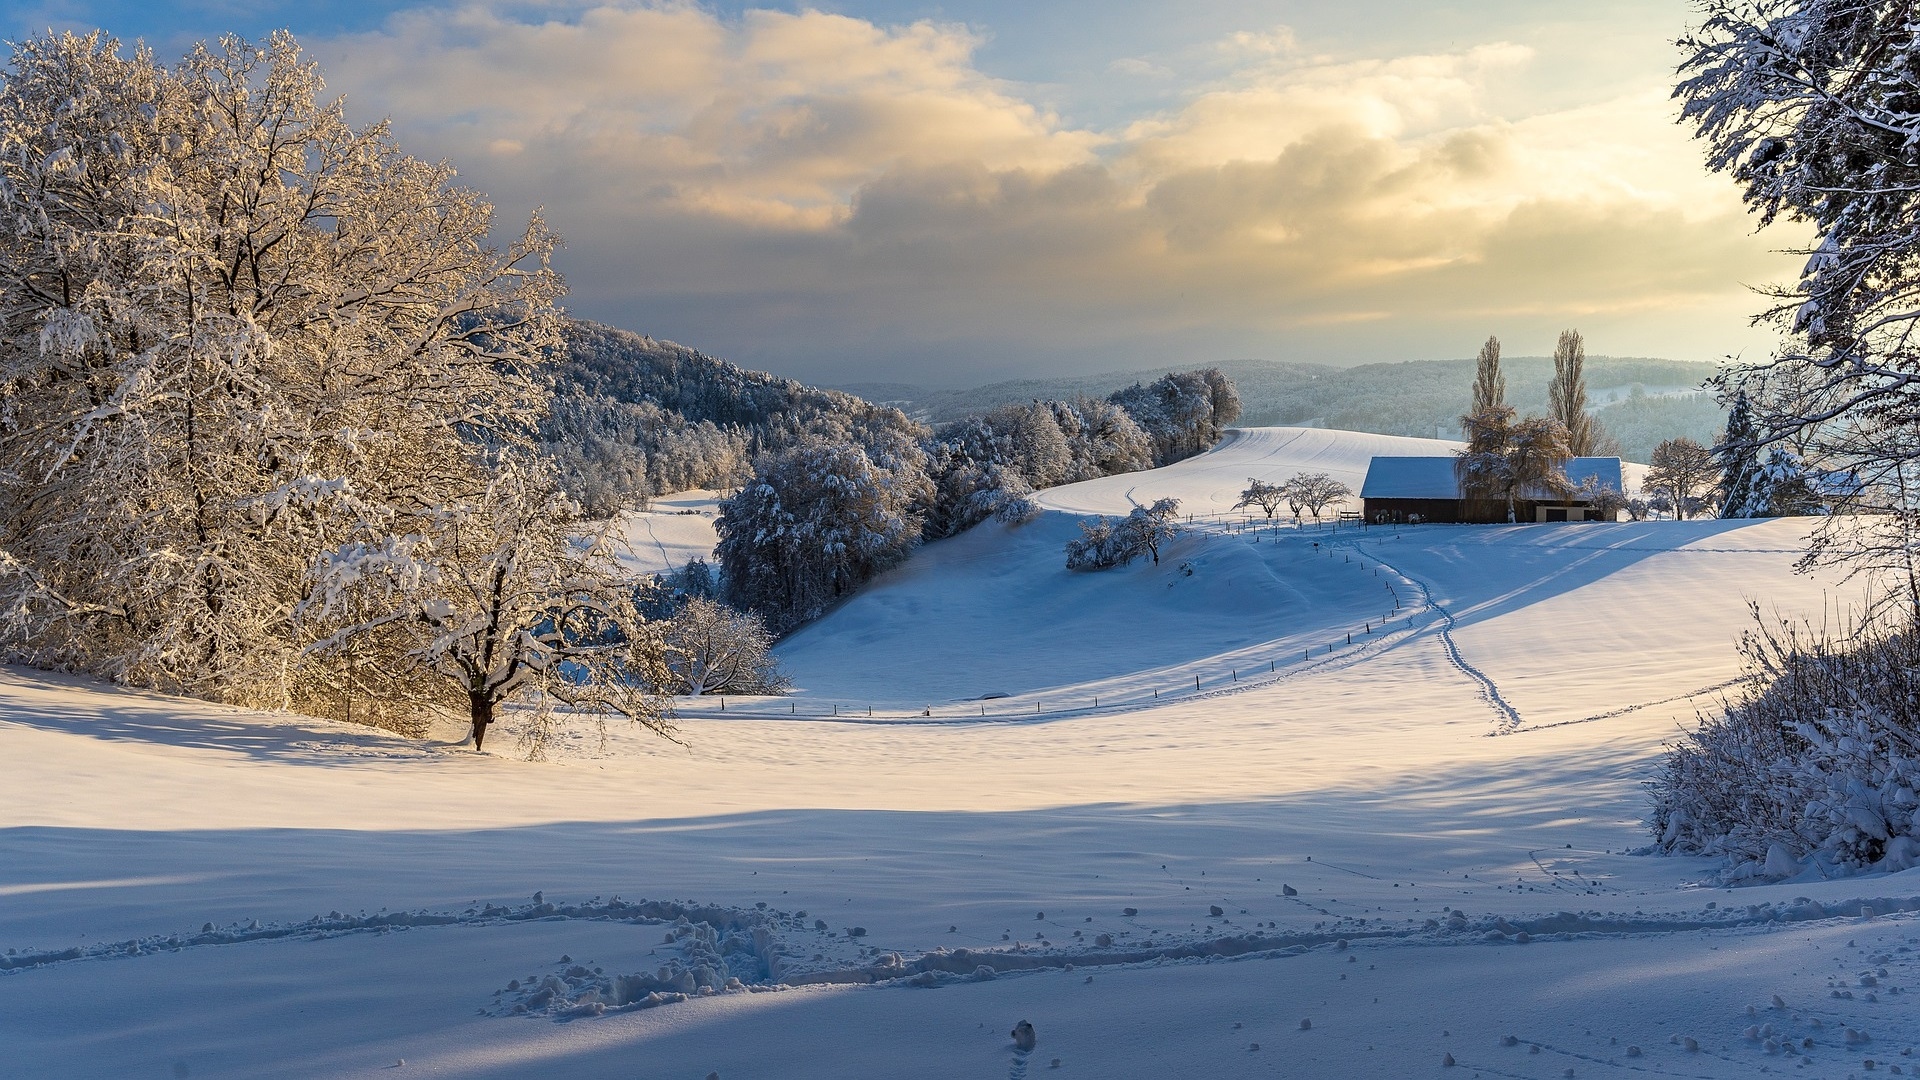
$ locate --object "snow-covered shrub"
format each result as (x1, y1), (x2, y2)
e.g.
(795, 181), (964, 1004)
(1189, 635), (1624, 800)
(1063, 499), (1181, 570)
(1649, 611), (1920, 879)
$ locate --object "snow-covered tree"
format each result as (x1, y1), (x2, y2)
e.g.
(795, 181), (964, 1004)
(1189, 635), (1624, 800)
(716, 439), (931, 632)
(1677, 1), (1920, 576)
(1108, 369), (1241, 466)
(1455, 407), (1573, 521)
(1716, 390), (1769, 518)
(0, 31), (563, 715)
(662, 597), (787, 697)
(1234, 478), (1287, 520)
(1128, 498), (1182, 565)
(1646, 437), (1718, 520)
(1063, 498), (1181, 570)
(304, 457), (672, 754)
(1285, 473), (1353, 523)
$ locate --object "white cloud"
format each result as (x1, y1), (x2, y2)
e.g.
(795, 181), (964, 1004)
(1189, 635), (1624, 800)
(314, 3), (1796, 381)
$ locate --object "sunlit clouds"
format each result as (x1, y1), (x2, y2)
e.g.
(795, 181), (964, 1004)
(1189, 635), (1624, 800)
(315, 2), (1796, 382)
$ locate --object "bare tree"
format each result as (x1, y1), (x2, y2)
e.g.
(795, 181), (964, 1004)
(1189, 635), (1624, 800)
(1646, 437), (1718, 520)
(1286, 473), (1354, 523)
(1234, 478), (1286, 520)
(1472, 336), (1506, 414)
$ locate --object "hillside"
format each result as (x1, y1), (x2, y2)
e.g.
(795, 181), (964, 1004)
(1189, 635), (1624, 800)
(6, 428), (1908, 1080)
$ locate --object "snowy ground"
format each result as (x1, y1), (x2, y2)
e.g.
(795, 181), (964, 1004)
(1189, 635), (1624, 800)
(5, 428), (1918, 1079)
(608, 489), (724, 577)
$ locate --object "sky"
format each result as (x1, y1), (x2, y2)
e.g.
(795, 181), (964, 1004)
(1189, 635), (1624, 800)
(3, 2), (1803, 386)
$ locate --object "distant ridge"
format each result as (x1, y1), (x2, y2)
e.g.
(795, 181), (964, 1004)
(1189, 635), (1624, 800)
(836, 354), (1725, 462)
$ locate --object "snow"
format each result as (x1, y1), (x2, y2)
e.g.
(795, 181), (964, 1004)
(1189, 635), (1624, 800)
(608, 489), (724, 575)
(5, 427), (1919, 1079)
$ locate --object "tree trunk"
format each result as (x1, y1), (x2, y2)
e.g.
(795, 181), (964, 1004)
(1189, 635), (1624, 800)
(469, 692), (493, 751)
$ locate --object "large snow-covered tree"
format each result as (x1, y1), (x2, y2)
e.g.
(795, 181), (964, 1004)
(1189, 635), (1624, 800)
(1677, 0), (1920, 584)
(0, 30), (563, 716)
(1455, 406), (1574, 521)
(304, 458), (672, 752)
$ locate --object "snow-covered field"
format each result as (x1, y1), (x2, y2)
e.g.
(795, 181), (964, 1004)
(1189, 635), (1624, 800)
(5, 428), (1918, 1079)
(608, 489), (724, 576)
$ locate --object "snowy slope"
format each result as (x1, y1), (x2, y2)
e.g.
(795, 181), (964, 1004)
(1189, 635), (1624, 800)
(607, 488), (723, 576)
(1034, 426), (1461, 516)
(1, 428), (1912, 1080)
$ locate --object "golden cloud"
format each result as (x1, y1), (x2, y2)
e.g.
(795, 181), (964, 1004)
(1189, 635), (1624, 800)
(316, 3), (1799, 378)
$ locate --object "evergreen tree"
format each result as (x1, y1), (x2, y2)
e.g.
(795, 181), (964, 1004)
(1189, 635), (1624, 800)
(1716, 391), (1770, 518)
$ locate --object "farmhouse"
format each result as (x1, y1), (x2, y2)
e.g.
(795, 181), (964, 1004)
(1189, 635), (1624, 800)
(1360, 456), (1625, 524)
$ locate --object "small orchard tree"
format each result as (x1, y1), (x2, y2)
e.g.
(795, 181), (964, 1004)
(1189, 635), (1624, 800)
(1064, 499), (1182, 571)
(305, 459), (672, 754)
(1234, 478), (1286, 519)
(1288, 473), (1354, 523)
(1578, 478), (1630, 521)
(662, 598), (788, 696)
(1126, 498), (1182, 564)
(1647, 437), (1718, 520)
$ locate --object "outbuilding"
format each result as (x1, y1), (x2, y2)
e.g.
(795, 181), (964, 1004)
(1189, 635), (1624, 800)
(1359, 456), (1625, 524)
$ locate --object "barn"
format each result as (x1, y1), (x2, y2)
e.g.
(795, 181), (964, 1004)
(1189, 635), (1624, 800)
(1359, 456), (1625, 524)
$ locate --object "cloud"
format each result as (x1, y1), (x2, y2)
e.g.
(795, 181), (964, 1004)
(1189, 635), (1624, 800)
(314, 3), (1794, 382)
(1108, 57), (1174, 79)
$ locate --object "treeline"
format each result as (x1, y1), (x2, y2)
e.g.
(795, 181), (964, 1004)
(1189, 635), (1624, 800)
(712, 370), (1241, 632)
(542, 321), (924, 515)
(850, 354), (1724, 463)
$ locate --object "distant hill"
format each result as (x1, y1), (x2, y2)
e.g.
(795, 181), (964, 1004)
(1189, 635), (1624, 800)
(838, 355), (1727, 463)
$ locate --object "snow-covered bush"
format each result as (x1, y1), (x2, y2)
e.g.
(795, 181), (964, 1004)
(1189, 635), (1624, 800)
(1064, 499), (1181, 571)
(716, 440), (931, 633)
(1649, 611), (1920, 879)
